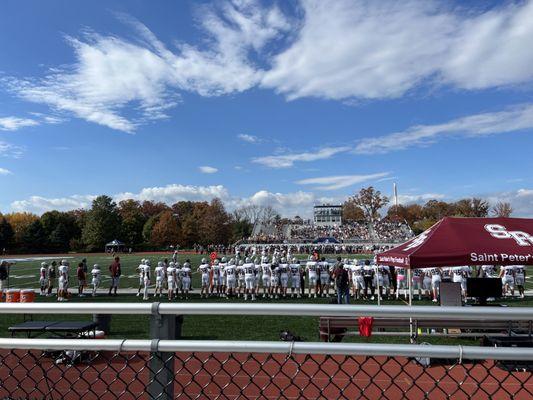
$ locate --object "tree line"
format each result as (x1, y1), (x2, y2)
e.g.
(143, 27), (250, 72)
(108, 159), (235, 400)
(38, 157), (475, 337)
(0, 188), (514, 254)
(0, 195), (256, 254)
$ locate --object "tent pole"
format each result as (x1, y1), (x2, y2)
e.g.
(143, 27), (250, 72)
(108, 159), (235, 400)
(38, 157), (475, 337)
(376, 266), (381, 306)
(408, 268), (413, 341)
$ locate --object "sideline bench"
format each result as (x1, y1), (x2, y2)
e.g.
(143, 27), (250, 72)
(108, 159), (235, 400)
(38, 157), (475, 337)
(9, 321), (97, 339)
(319, 316), (533, 342)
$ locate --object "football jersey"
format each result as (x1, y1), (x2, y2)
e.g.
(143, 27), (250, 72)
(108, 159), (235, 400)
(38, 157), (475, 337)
(481, 265), (496, 277)
(351, 265), (363, 277)
(278, 264), (289, 275)
(237, 265), (245, 277)
(166, 266), (176, 280)
(198, 264), (210, 276)
(396, 267), (406, 276)
(224, 264), (236, 277)
(430, 267), (441, 276)
(211, 264), (221, 277)
(412, 269), (422, 278)
(502, 265), (516, 276)
(219, 263), (227, 275)
(180, 266), (191, 278)
(243, 263), (256, 276)
(155, 266), (165, 280)
(138, 264), (145, 278)
(91, 268), (101, 280)
(142, 265), (151, 280)
(318, 262), (330, 275)
(515, 266), (525, 276)
(58, 265), (68, 279)
(306, 261), (318, 275)
(452, 266), (465, 277)
(289, 264), (300, 277)
(261, 263), (272, 276)
(40, 267), (47, 279)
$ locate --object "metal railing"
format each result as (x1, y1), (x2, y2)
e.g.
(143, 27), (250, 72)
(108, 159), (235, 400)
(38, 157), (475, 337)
(0, 303), (532, 399)
(1, 302), (533, 320)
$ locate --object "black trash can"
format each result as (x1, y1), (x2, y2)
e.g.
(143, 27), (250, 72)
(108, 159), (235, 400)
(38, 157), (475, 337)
(93, 314), (112, 334)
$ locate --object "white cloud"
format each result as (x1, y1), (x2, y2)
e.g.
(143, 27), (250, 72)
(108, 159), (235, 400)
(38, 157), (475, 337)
(252, 146), (350, 168)
(296, 172), (390, 190)
(237, 134), (261, 143)
(486, 188), (533, 218)
(198, 165), (219, 174)
(0, 141), (24, 158)
(114, 184), (229, 204)
(0, 117), (39, 131)
(10, 183), (337, 218)
(11, 194), (97, 214)
(355, 103), (533, 154)
(263, 0), (533, 101)
(0, 168), (12, 175)
(3, 1), (289, 133)
(397, 193), (446, 204)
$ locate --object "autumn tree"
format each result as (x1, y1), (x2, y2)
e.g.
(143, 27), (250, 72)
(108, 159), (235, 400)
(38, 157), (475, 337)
(150, 211), (180, 248)
(491, 201), (513, 218)
(454, 198), (489, 217)
(342, 201), (365, 222)
(141, 201), (170, 218)
(387, 204), (423, 226)
(5, 212), (39, 244)
(348, 187), (389, 222)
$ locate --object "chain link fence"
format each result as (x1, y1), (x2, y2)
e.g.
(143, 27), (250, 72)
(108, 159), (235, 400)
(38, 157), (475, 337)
(0, 339), (532, 400)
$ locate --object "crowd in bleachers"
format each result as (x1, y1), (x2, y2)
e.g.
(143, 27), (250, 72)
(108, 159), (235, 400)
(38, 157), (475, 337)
(245, 219), (414, 244)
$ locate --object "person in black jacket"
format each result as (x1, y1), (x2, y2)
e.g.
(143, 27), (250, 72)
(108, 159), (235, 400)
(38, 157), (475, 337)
(0, 260), (9, 295)
(333, 258), (350, 304)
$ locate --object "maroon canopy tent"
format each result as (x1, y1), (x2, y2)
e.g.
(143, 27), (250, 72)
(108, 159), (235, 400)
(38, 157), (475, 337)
(377, 217), (533, 268)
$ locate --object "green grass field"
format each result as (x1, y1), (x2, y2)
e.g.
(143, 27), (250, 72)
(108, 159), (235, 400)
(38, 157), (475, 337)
(1, 252), (531, 345)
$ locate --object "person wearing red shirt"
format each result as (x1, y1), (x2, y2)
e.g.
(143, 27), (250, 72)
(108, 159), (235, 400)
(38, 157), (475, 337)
(77, 262), (86, 297)
(108, 257), (121, 296)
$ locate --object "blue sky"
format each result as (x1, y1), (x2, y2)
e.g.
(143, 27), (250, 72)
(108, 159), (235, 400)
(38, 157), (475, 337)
(1, 0), (533, 217)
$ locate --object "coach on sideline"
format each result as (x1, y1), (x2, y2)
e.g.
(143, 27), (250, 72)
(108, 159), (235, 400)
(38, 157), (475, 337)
(0, 260), (9, 295)
(108, 256), (121, 296)
(333, 257), (350, 304)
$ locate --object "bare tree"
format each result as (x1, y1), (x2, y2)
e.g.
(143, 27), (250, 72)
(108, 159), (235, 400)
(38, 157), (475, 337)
(349, 186), (389, 222)
(233, 204), (280, 225)
(491, 201), (513, 218)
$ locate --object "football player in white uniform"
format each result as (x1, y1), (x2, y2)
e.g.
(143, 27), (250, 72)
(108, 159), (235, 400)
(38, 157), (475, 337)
(211, 259), (222, 297)
(142, 260), (151, 300)
(270, 260), (280, 299)
(412, 269), (423, 301)
(515, 265), (526, 298)
(242, 258), (257, 301)
(278, 258), (290, 298)
(180, 261), (192, 299)
(39, 262), (48, 296)
(289, 258), (301, 298)
(480, 265), (497, 278)
(224, 259), (237, 297)
(236, 260), (246, 298)
(57, 260), (69, 302)
(429, 267), (442, 302)
(219, 257), (228, 297)
(166, 262), (177, 301)
(260, 256), (272, 298)
(154, 261), (165, 297)
(422, 269), (432, 300)
(500, 265), (516, 297)
(306, 255), (319, 298)
(91, 264), (101, 297)
(198, 258), (210, 299)
(136, 259), (146, 297)
(395, 267), (407, 300)
(349, 261), (365, 299)
(318, 258), (330, 297)
(452, 265), (469, 302)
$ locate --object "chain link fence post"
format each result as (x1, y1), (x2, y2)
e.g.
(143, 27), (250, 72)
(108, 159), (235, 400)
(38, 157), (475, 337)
(148, 302), (183, 399)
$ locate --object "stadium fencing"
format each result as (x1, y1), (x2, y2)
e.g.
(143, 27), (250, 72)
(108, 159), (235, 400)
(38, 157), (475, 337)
(0, 304), (532, 399)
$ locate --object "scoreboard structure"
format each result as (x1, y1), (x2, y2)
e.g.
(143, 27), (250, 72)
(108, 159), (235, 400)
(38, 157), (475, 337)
(313, 204), (342, 226)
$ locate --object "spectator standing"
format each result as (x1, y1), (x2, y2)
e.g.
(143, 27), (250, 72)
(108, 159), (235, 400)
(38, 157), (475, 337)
(333, 257), (350, 304)
(108, 256), (121, 296)
(0, 260), (9, 298)
(47, 261), (57, 296)
(77, 262), (86, 297)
